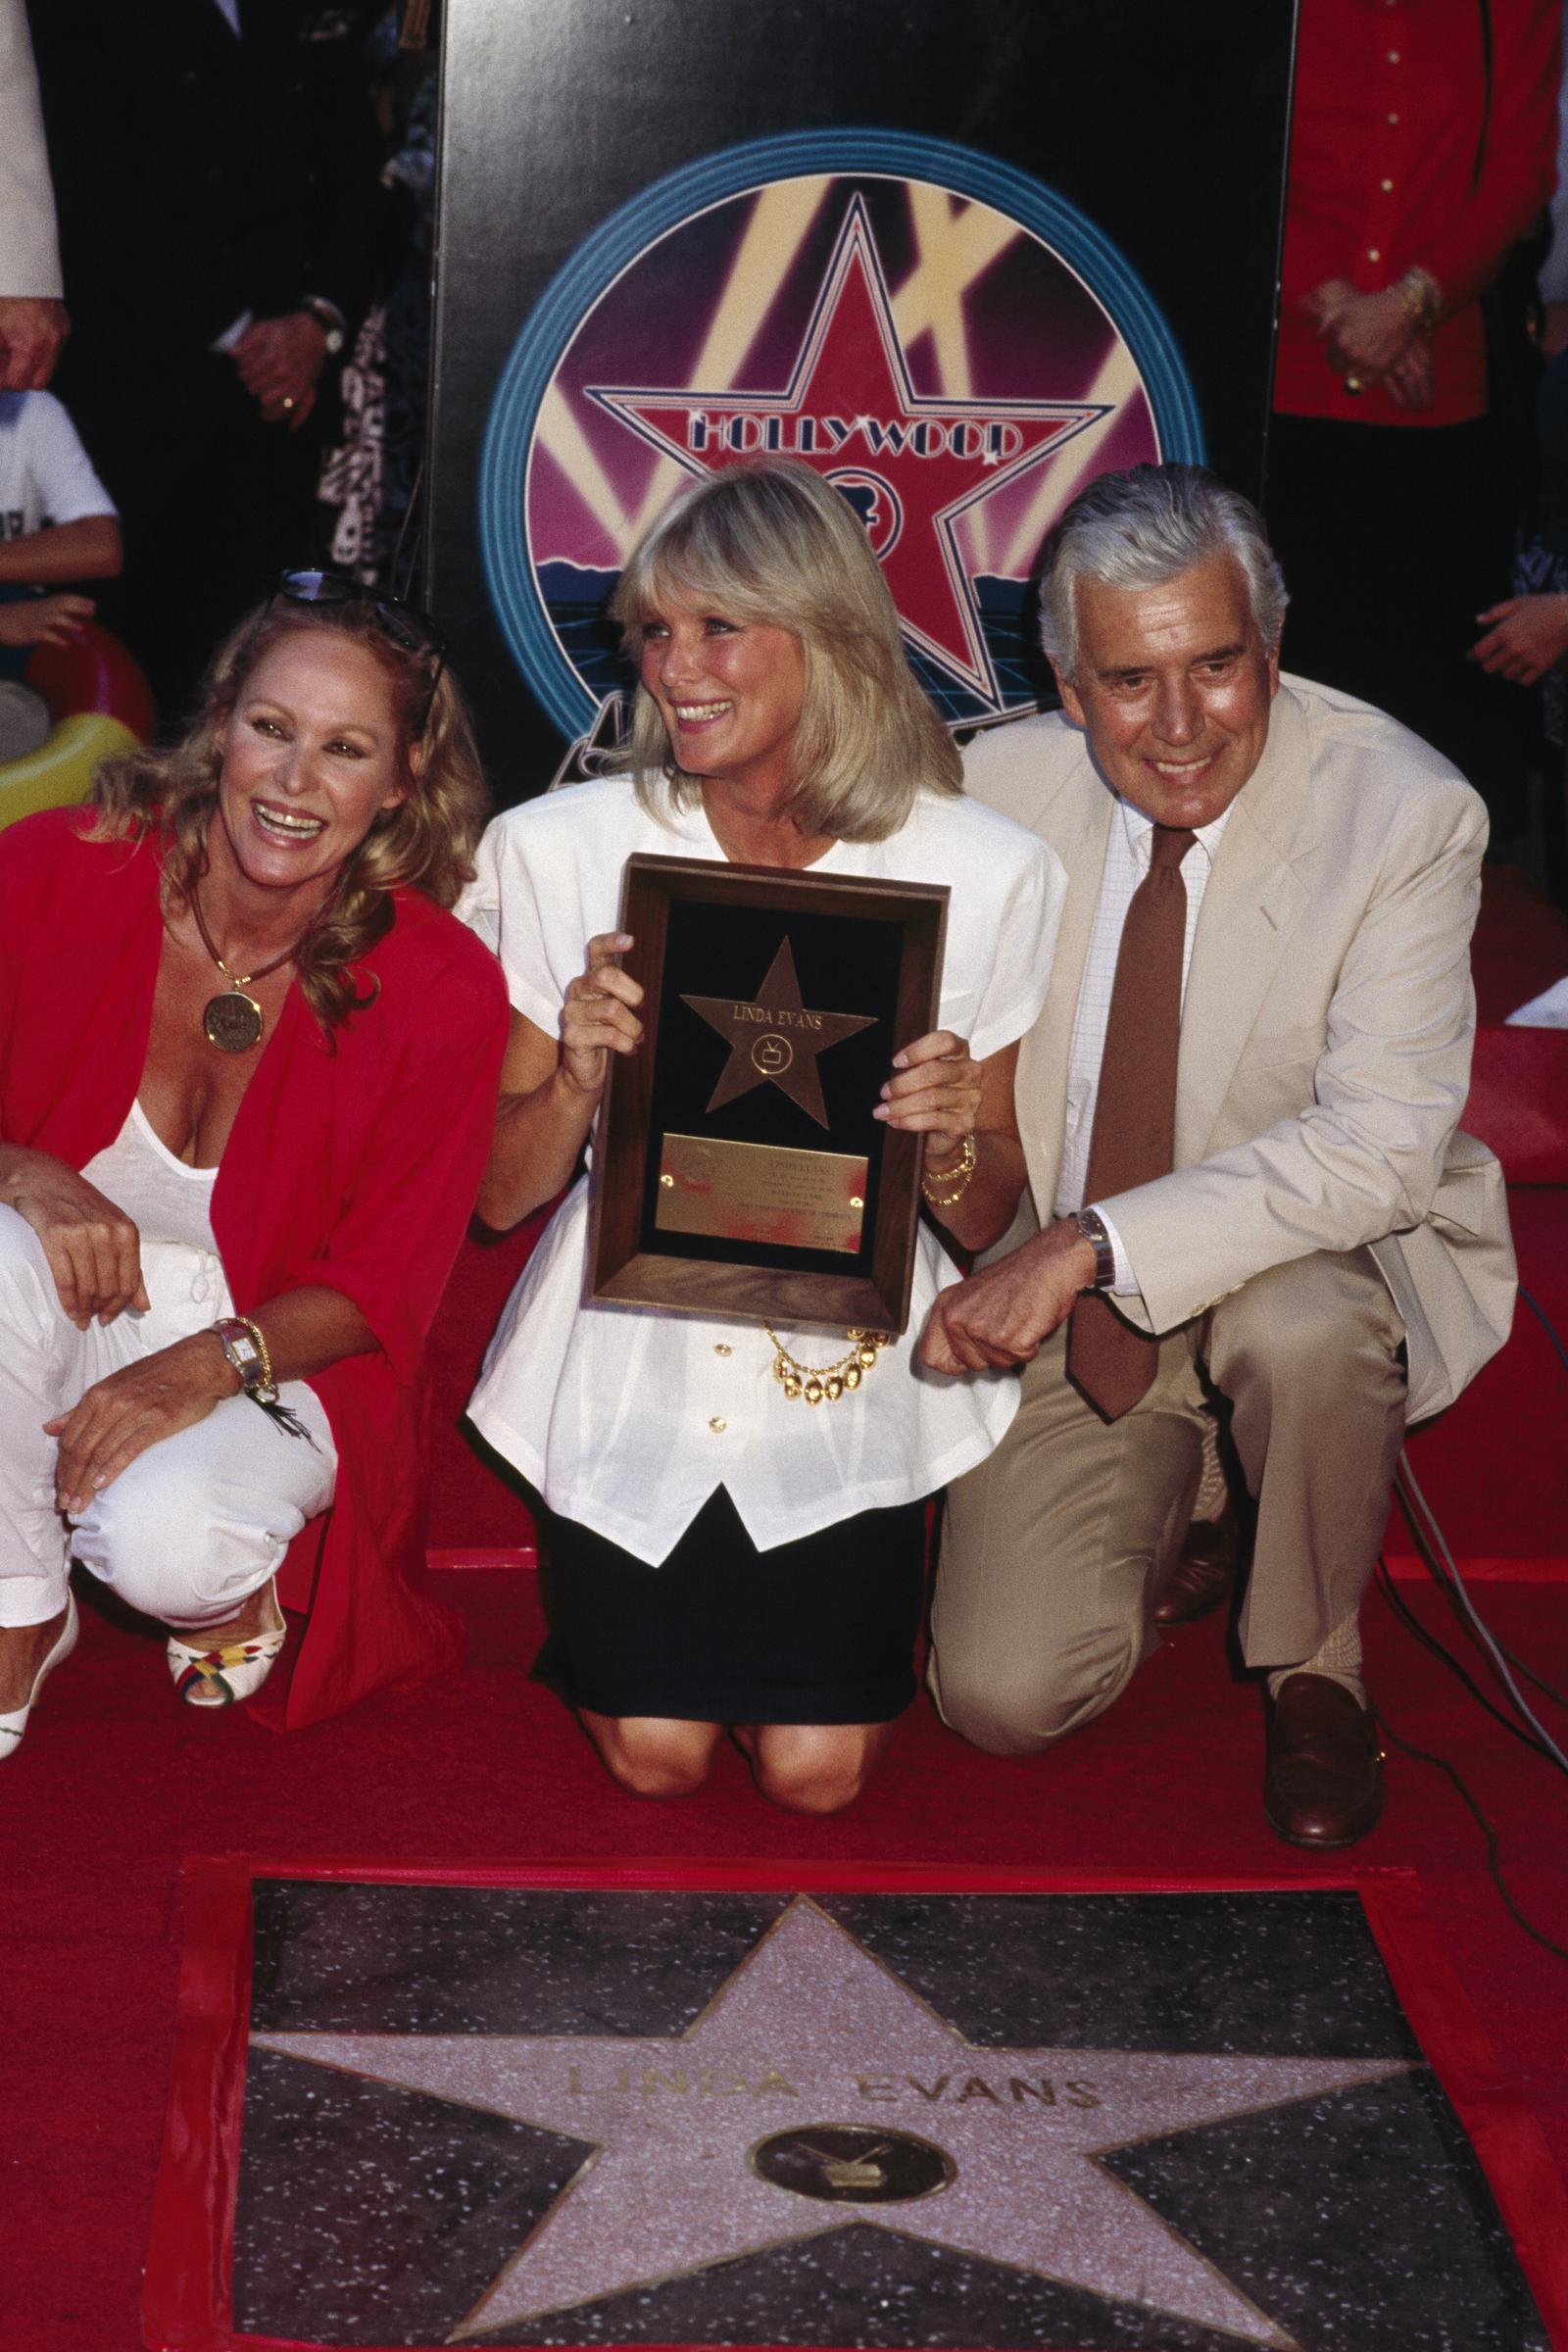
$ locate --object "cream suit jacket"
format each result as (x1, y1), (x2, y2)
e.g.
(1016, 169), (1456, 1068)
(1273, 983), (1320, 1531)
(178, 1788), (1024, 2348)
(0, 0), (63, 297)
(963, 673), (1516, 1425)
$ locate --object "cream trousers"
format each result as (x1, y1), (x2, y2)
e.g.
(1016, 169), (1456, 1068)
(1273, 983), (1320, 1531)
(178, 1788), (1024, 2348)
(0, 1205), (336, 1631)
(928, 1248), (1407, 1755)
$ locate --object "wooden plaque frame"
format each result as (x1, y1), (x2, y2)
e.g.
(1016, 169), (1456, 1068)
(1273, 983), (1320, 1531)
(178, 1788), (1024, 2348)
(589, 856), (948, 1333)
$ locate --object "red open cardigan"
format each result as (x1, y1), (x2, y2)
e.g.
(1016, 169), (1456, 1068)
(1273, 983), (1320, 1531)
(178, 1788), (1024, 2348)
(0, 808), (509, 1728)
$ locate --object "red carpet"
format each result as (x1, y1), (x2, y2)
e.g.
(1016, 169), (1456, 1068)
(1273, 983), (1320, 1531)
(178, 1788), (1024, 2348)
(7, 1565), (1568, 2350)
(9, 866), (1568, 2347)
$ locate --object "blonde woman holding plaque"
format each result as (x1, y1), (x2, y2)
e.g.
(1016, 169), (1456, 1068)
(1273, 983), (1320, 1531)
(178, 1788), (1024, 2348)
(465, 461), (1063, 1812)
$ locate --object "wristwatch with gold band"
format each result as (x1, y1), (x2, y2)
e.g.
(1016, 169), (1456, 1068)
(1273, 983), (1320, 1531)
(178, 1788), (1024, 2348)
(211, 1316), (279, 1403)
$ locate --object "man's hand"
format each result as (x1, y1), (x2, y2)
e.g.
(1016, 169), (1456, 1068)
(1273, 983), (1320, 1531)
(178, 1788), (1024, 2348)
(0, 297), (69, 391)
(45, 1335), (238, 1516)
(231, 311), (328, 427)
(920, 1217), (1098, 1373)
(1468, 595), (1568, 686)
(0, 591), (93, 649)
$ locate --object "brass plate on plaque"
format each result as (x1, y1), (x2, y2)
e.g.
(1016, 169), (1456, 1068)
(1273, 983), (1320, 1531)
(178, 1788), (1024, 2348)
(656, 1133), (868, 1254)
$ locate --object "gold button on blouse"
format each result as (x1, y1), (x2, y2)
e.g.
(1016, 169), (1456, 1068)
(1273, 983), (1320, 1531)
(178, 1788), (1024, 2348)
(713, 1343), (732, 1357)
(709, 1416), (727, 1434)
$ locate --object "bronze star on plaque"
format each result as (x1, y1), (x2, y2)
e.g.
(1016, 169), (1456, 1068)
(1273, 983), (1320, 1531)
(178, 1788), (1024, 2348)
(681, 936), (876, 1129)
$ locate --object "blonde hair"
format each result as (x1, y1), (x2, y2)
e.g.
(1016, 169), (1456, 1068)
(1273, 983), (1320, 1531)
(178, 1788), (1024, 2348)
(90, 599), (490, 1032)
(609, 459), (960, 840)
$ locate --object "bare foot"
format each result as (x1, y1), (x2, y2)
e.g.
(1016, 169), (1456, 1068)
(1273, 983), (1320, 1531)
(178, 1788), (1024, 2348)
(185, 1584), (281, 1649)
(0, 1606), (72, 1712)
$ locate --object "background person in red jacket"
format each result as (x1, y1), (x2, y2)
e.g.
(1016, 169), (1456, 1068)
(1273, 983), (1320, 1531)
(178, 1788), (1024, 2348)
(0, 575), (507, 1751)
(1266, 0), (1560, 844)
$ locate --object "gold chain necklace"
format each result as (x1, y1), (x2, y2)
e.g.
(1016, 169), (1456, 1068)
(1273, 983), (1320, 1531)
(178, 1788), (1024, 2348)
(764, 1327), (890, 1406)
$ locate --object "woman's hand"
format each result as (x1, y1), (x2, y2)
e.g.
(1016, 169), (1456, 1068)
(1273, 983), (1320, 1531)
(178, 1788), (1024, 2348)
(560, 932), (644, 1098)
(1382, 340), (1433, 411)
(1324, 286), (1420, 380)
(45, 1333), (237, 1515)
(875, 1029), (981, 1167)
(1468, 596), (1568, 686)
(1, 1149), (148, 1327)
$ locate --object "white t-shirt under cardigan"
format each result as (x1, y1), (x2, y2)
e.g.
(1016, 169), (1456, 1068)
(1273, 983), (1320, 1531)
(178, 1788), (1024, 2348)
(461, 776), (1066, 1565)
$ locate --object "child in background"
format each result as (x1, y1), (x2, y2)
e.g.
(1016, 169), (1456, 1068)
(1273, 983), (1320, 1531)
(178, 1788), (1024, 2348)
(0, 387), (122, 761)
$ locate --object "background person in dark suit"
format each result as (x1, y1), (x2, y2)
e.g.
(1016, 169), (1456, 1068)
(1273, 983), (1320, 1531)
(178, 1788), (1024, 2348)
(27, 0), (385, 719)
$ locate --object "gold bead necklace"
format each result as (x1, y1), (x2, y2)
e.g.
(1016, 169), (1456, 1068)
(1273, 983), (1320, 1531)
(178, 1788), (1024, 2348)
(764, 1327), (890, 1406)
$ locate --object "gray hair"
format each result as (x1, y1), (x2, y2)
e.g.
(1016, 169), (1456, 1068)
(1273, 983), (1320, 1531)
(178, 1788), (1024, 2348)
(1038, 464), (1288, 681)
(610, 458), (960, 841)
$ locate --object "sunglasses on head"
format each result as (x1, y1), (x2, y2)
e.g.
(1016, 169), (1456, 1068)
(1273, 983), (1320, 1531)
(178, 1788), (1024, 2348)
(272, 570), (446, 701)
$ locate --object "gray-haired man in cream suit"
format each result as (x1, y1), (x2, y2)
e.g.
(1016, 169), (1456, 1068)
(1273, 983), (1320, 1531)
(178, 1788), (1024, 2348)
(920, 463), (1514, 1845)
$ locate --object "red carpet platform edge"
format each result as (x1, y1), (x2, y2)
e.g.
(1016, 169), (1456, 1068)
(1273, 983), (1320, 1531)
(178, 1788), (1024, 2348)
(140, 1859), (1568, 2352)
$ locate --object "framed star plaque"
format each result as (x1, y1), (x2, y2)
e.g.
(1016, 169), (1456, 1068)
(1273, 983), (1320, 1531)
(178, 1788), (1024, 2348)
(589, 856), (948, 1332)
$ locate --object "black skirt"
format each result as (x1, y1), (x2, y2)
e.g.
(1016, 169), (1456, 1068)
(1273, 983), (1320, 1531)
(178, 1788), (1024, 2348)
(538, 1487), (929, 1725)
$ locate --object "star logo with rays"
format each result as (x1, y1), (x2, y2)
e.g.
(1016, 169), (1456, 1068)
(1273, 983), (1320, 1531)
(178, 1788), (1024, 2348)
(256, 1895), (1411, 2346)
(586, 197), (1108, 707)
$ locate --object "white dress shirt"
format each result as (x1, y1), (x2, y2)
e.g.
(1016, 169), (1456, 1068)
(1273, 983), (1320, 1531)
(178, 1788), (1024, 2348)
(461, 776), (1065, 1564)
(1054, 796), (1234, 1293)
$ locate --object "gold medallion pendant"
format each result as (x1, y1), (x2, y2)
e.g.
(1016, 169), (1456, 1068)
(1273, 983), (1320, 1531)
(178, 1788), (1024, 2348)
(203, 986), (267, 1054)
(187, 883), (303, 1054)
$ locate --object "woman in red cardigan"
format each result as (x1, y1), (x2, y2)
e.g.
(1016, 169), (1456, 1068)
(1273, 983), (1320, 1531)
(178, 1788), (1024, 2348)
(0, 575), (508, 1750)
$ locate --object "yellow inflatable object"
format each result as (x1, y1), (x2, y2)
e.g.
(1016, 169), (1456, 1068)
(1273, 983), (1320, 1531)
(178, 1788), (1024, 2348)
(0, 711), (139, 831)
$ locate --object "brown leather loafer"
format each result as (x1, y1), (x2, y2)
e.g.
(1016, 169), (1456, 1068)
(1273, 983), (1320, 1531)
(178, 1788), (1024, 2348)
(1152, 1504), (1242, 1626)
(1263, 1673), (1385, 1848)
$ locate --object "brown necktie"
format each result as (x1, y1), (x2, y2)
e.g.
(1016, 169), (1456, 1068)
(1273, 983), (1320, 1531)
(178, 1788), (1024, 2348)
(1066, 823), (1197, 1421)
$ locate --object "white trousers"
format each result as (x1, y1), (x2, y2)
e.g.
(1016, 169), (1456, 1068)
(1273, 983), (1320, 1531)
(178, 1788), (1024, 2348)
(0, 1205), (336, 1631)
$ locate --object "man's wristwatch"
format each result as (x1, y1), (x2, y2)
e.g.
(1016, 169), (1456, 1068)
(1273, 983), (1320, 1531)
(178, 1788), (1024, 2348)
(1074, 1207), (1116, 1290)
(299, 295), (346, 355)
(211, 1316), (279, 1403)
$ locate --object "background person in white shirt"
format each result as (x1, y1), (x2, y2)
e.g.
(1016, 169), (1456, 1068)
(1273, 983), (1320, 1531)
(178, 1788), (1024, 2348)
(0, 388), (121, 760)
(464, 460), (1063, 1816)
(919, 464), (1513, 1849)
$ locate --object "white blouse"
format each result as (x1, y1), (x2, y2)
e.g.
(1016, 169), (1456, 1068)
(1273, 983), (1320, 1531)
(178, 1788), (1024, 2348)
(80, 1100), (233, 1336)
(460, 777), (1065, 1565)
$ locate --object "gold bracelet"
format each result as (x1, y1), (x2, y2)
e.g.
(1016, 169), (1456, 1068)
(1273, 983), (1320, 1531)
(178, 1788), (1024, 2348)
(920, 1130), (977, 1209)
(765, 1327), (889, 1405)
(1396, 265), (1441, 332)
(235, 1314), (275, 1394)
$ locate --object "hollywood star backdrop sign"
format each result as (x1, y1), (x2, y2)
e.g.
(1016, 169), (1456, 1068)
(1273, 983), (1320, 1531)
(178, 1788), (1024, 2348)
(428, 0), (1296, 807)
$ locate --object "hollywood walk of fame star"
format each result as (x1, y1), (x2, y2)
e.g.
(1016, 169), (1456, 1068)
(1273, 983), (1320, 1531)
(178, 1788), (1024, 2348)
(680, 936), (875, 1128)
(255, 1894), (1413, 2347)
(587, 196), (1108, 705)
